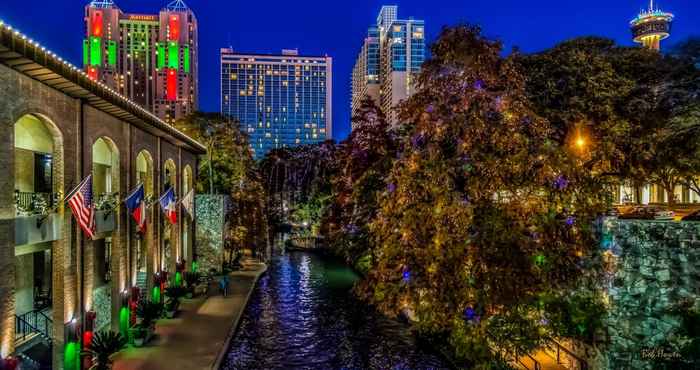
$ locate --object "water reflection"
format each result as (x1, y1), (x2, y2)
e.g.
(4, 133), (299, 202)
(222, 252), (451, 370)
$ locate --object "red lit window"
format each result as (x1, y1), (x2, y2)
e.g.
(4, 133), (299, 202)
(167, 69), (177, 101)
(169, 15), (180, 41)
(88, 67), (98, 81)
(91, 11), (103, 37)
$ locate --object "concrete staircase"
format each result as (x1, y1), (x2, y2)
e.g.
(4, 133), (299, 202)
(15, 309), (53, 370)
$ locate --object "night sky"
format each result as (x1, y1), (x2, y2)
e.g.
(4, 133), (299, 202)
(1, 0), (698, 141)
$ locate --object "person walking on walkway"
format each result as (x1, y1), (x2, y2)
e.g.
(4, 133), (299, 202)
(219, 274), (230, 297)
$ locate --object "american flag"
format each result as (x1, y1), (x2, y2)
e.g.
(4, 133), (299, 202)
(67, 175), (95, 239)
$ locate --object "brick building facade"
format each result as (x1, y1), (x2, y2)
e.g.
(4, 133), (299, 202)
(0, 20), (205, 369)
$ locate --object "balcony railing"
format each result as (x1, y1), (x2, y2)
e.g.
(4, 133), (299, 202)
(14, 191), (57, 216)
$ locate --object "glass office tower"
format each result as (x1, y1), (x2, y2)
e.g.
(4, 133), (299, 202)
(351, 5), (425, 127)
(221, 49), (333, 159)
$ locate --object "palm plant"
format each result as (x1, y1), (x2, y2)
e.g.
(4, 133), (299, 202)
(81, 331), (127, 370)
(164, 285), (188, 317)
(136, 300), (163, 329)
(184, 271), (200, 289)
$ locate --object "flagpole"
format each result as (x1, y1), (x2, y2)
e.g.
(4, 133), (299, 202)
(64, 175), (91, 205)
(123, 181), (144, 203)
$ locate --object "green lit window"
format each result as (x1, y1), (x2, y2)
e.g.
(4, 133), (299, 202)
(83, 40), (89, 66)
(107, 41), (117, 67)
(168, 42), (179, 69)
(90, 36), (101, 66)
(183, 45), (190, 73)
(157, 43), (166, 70)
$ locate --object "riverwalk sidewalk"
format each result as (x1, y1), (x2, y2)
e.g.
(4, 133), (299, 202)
(112, 260), (267, 370)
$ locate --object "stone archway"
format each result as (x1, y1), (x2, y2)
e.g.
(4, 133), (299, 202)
(182, 165), (193, 265)
(162, 159), (178, 272)
(90, 137), (120, 332)
(3, 113), (64, 358)
(134, 150), (154, 288)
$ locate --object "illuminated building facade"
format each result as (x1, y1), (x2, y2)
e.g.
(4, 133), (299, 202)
(630, 0), (674, 51)
(351, 6), (424, 127)
(0, 19), (204, 368)
(83, 0), (198, 123)
(221, 48), (332, 159)
(351, 27), (380, 127)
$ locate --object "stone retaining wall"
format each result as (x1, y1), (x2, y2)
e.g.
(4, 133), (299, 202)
(195, 195), (232, 274)
(602, 219), (700, 369)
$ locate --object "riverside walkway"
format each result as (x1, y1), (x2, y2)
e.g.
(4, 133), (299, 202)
(113, 260), (267, 370)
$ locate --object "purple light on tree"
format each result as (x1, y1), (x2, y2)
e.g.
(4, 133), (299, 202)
(411, 134), (425, 148)
(464, 307), (476, 322)
(566, 216), (575, 226)
(387, 183), (396, 193)
(553, 175), (569, 190)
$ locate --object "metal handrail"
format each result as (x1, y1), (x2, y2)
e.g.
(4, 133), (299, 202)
(15, 310), (53, 343)
(15, 315), (38, 343)
(547, 339), (588, 370)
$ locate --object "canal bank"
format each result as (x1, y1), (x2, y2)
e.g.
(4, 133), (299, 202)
(112, 260), (267, 370)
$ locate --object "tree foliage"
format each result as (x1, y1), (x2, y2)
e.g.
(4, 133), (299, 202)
(259, 26), (700, 367)
(174, 112), (256, 195)
(321, 98), (397, 269)
(358, 26), (612, 365)
(175, 112), (268, 257)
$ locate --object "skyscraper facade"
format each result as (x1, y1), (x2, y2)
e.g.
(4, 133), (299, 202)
(220, 48), (332, 159)
(351, 6), (425, 127)
(83, 0), (198, 123)
(351, 27), (380, 126)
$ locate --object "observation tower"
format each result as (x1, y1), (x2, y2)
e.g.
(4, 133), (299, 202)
(630, 0), (674, 51)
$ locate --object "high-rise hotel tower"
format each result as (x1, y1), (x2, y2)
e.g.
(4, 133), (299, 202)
(351, 6), (425, 127)
(83, 0), (198, 123)
(221, 49), (332, 159)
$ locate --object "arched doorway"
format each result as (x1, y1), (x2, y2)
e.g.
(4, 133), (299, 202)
(182, 165), (193, 265)
(162, 159), (177, 272)
(12, 113), (63, 329)
(134, 151), (154, 288)
(91, 137), (119, 331)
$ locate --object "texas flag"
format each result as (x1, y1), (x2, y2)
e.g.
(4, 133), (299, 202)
(125, 183), (147, 232)
(159, 187), (178, 225)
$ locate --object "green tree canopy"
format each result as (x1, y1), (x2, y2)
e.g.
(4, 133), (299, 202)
(174, 112), (256, 195)
(362, 25), (611, 366)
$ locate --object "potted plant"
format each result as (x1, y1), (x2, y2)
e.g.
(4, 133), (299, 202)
(131, 324), (148, 347)
(133, 300), (162, 344)
(183, 271), (200, 298)
(164, 286), (187, 318)
(81, 331), (127, 370)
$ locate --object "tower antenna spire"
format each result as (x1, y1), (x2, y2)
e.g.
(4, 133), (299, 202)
(650, 0), (654, 11)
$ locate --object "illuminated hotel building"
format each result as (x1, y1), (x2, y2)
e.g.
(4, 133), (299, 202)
(630, 0), (674, 51)
(221, 48), (332, 159)
(83, 0), (198, 123)
(352, 6), (425, 127)
(351, 27), (380, 127)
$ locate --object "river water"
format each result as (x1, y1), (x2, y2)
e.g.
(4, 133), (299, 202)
(221, 251), (451, 370)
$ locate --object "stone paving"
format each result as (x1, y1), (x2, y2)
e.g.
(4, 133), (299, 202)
(112, 260), (267, 370)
